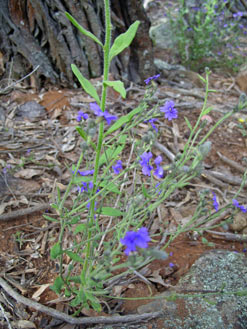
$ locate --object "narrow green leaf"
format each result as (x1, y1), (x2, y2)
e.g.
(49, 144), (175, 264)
(76, 126), (87, 141)
(72, 176), (92, 185)
(103, 80), (126, 99)
(109, 21), (140, 61)
(184, 116), (193, 132)
(70, 293), (83, 307)
(202, 106), (213, 116)
(51, 203), (59, 211)
(68, 275), (81, 284)
(68, 216), (81, 225)
(50, 276), (64, 294)
(50, 242), (62, 259)
(198, 74), (206, 84)
(65, 12), (103, 47)
(86, 293), (102, 312)
(71, 64), (100, 104)
(97, 207), (125, 217)
(64, 288), (71, 297)
(74, 223), (87, 235)
(43, 215), (59, 223)
(99, 135), (127, 167)
(65, 251), (84, 264)
(142, 184), (152, 199)
(104, 105), (142, 136)
(99, 180), (120, 194)
(76, 127), (96, 151)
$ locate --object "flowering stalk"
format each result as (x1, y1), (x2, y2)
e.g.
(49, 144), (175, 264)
(81, 0), (112, 281)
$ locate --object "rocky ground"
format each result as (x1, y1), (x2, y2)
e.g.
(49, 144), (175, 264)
(0, 0), (247, 328)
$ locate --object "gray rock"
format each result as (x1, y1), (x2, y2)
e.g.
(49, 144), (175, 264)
(149, 18), (174, 49)
(154, 58), (186, 72)
(16, 101), (46, 121)
(140, 250), (247, 329)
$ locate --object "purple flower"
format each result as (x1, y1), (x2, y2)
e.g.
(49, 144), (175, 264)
(212, 192), (219, 211)
(232, 199), (247, 213)
(169, 262), (175, 267)
(120, 227), (150, 255)
(160, 100), (178, 121)
(103, 110), (118, 125)
(112, 160), (123, 174)
(147, 118), (158, 132)
(3, 164), (11, 174)
(73, 169), (94, 176)
(139, 152), (153, 176)
(77, 111), (88, 122)
(90, 102), (103, 116)
(154, 155), (164, 178)
(155, 182), (162, 195)
(144, 74), (160, 85)
(78, 181), (93, 193)
(78, 169), (94, 176)
(90, 102), (117, 125)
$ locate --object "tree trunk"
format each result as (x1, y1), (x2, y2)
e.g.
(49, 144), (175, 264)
(0, 0), (155, 90)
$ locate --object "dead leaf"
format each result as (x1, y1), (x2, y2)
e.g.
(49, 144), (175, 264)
(56, 182), (67, 191)
(148, 269), (167, 286)
(11, 320), (36, 328)
(0, 198), (28, 215)
(112, 285), (128, 297)
(14, 169), (43, 179)
(32, 283), (50, 301)
(50, 107), (62, 119)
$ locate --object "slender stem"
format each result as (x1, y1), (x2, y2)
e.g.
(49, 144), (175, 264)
(178, 71), (210, 166)
(198, 110), (234, 146)
(81, 0), (112, 281)
(59, 151), (84, 213)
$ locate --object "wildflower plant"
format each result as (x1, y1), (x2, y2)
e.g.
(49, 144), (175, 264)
(45, 0), (247, 314)
(167, 0), (247, 71)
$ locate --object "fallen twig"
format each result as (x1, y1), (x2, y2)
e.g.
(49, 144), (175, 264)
(0, 204), (51, 222)
(217, 152), (246, 174)
(206, 230), (247, 242)
(0, 277), (162, 325)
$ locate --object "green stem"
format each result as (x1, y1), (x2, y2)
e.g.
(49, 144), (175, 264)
(178, 70), (210, 166)
(198, 110), (234, 146)
(59, 151), (84, 213)
(81, 0), (112, 281)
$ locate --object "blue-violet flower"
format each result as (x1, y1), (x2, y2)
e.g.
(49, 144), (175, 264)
(232, 199), (247, 213)
(139, 152), (153, 176)
(160, 100), (178, 121)
(120, 227), (150, 255)
(112, 160), (123, 174)
(154, 155), (163, 178)
(146, 118), (158, 132)
(90, 102), (117, 125)
(77, 111), (88, 122)
(144, 74), (160, 85)
(212, 192), (219, 211)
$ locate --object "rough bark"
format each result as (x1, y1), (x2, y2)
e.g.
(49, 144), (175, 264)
(0, 0), (155, 89)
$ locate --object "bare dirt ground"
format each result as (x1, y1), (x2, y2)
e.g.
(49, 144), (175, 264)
(0, 1), (247, 328)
